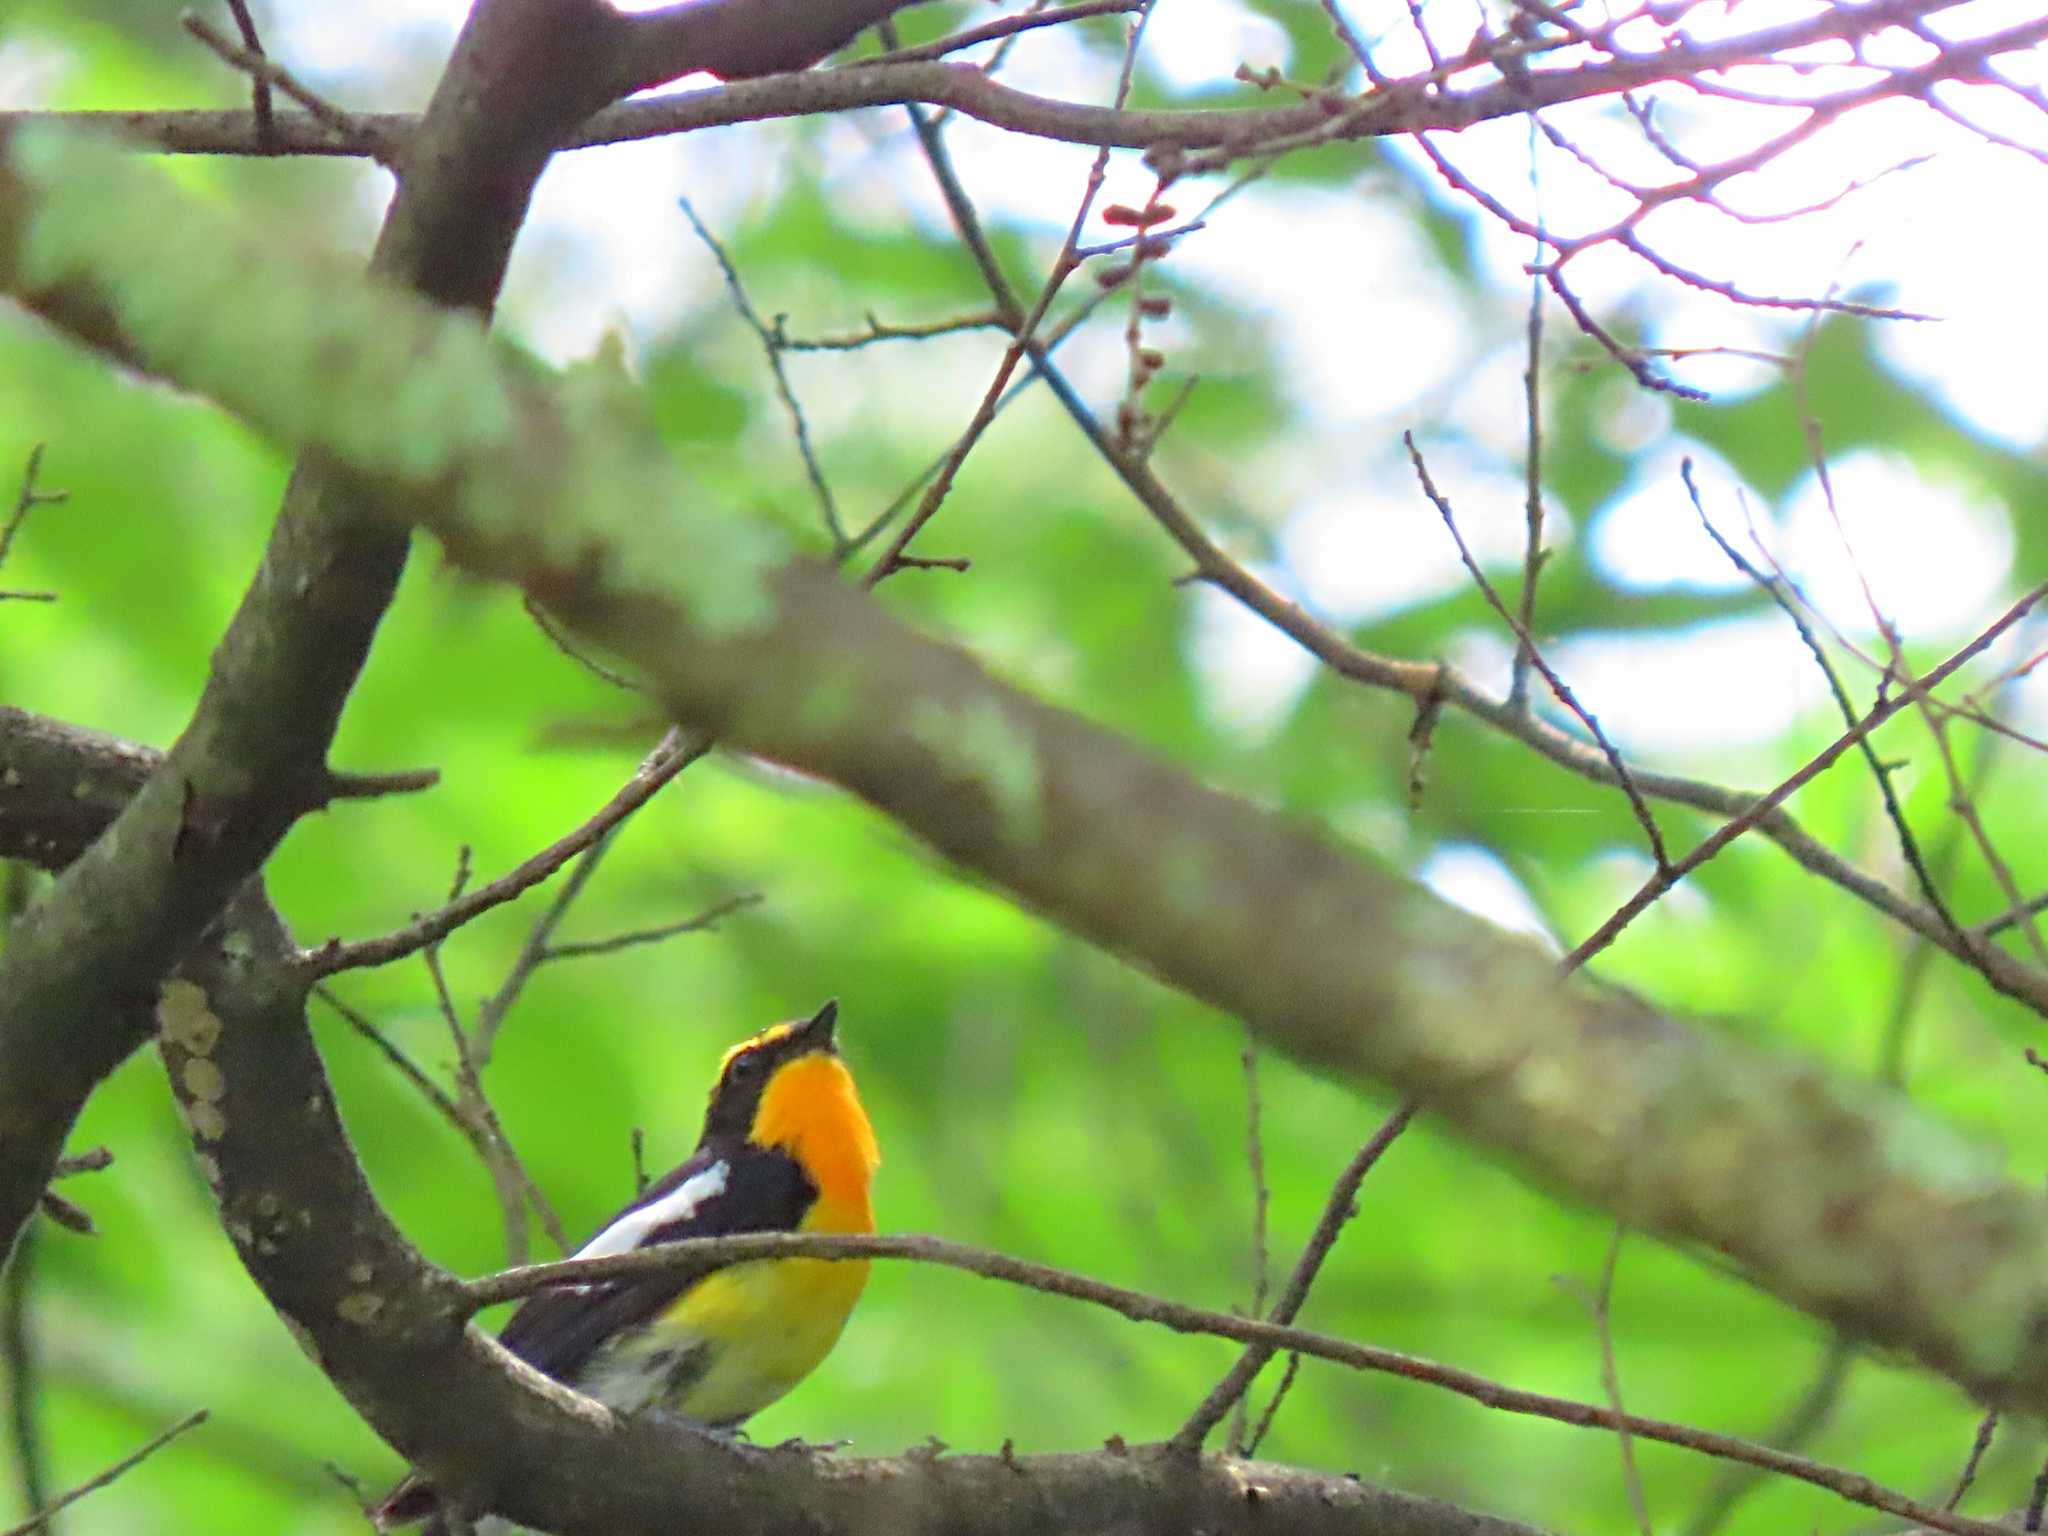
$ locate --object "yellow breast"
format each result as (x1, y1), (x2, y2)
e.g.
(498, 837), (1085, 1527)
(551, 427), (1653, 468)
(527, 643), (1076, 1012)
(647, 1195), (871, 1426)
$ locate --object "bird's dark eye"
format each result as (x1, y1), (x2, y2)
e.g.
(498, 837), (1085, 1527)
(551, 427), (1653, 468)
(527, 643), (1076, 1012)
(727, 1052), (760, 1085)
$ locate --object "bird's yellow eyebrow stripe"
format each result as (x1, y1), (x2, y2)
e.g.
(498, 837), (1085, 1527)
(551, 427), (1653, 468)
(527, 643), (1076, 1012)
(719, 1020), (794, 1071)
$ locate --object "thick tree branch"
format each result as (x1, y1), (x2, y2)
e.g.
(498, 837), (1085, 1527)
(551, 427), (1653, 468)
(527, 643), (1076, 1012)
(8, 132), (2048, 1423)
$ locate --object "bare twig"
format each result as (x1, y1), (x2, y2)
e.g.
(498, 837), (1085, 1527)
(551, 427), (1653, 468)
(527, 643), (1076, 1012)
(1681, 462), (1964, 942)
(0, 446), (64, 574)
(178, 12), (373, 156)
(817, 24), (2048, 1018)
(1981, 892), (2048, 943)
(1558, 1226), (1652, 1536)
(23, 6), (2048, 169)
(1907, 664), (2048, 966)
(1241, 1352), (1301, 1458)
(416, 850), (565, 1266)
(301, 731), (704, 976)
(1946, 1410), (2000, 1513)
(0, 446), (64, 604)
(311, 985), (470, 1139)
(1510, 204), (1548, 712)
(2, 1229), (48, 1521)
(680, 200), (849, 554)
(1563, 584), (2048, 977)
(1406, 434), (1670, 872)
(1174, 1100), (1418, 1452)
(318, 767), (442, 804)
(861, 0), (1140, 65)
(775, 310), (1006, 351)
(865, 1), (1157, 586)
(33, 1145), (112, 1238)
(538, 891), (762, 962)
(219, 0), (275, 143)
(470, 828), (615, 1069)
(523, 595), (642, 692)
(0, 1409), (207, 1536)
(1226, 1036), (1271, 1456)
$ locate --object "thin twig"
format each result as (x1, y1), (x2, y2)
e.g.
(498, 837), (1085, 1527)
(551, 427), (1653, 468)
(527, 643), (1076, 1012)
(1240, 1352), (1301, 1458)
(1558, 1226), (1652, 1536)
(178, 12), (374, 156)
(464, 1230), (2005, 1536)
(524, 595), (641, 692)
(1510, 130), (1547, 711)
(824, 14), (2048, 1021)
(539, 892), (763, 962)
(302, 731), (704, 976)
(775, 310), (1006, 351)
(419, 850), (559, 1266)
(679, 201), (849, 554)
(220, 0), (275, 144)
(1173, 1100), (1418, 1452)
(1406, 434), (1670, 872)
(1562, 583), (2048, 975)
(865, 1), (1157, 586)
(861, 0), (1140, 64)
(1909, 665), (2048, 966)
(0, 446), (64, 575)
(0, 446), (64, 602)
(311, 985), (470, 1138)
(1682, 463), (1966, 943)
(1946, 1410), (1999, 1513)
(471, 829), (615, 1068)
(1980, 892), (2048, 943)
(1, 1228), (48, 1520)
(0, 1410), (207, 1536)
(1226, 1036), (1271, 1455)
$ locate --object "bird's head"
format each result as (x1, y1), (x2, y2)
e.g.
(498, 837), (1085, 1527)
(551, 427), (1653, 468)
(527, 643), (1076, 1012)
(702, 1000), (878, 1205)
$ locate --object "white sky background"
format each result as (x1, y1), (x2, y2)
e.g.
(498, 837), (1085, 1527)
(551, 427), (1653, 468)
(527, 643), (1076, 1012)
(7, 0), (2044, 931)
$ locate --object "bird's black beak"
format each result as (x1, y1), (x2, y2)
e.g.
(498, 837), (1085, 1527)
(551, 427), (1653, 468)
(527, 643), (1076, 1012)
(798, 998), (839, 1053)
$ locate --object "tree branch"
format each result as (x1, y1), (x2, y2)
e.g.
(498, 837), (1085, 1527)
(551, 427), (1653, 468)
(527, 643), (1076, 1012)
(10, 133), (2048, 1423)
(462, 1232), (2003, 1536)
(3, 0), (2014, 165)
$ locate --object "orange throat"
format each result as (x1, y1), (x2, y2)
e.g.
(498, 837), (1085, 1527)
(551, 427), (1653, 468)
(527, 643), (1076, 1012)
(751, 1055), (879, 1232)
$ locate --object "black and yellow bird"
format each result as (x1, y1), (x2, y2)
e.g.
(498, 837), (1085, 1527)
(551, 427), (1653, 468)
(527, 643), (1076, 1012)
(376, 1000), (878, 1530)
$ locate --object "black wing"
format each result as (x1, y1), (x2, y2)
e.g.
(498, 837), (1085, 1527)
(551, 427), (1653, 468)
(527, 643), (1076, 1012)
(494, 1141), (815, 1384)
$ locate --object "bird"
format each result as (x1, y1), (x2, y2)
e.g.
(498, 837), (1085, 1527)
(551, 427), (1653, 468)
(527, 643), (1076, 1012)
(374, 999), (878, 1531)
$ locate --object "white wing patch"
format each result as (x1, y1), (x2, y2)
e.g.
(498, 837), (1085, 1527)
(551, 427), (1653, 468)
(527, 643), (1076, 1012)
(574, 1160), (729, 1262)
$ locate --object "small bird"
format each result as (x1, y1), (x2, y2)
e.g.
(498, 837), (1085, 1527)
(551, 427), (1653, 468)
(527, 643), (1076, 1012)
(375, 1000), (878, 1531)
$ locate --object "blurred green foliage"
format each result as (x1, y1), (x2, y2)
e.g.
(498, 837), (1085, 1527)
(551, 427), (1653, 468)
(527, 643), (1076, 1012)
(3, 8), (2045, 1536)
